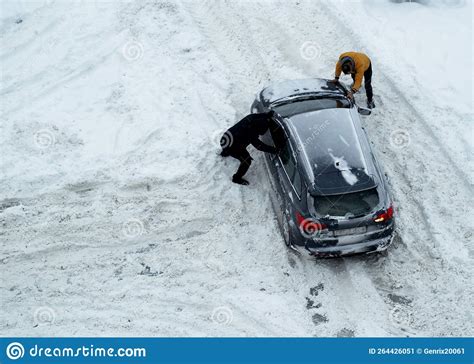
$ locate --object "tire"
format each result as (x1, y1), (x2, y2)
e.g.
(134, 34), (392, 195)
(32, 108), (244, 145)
(281, 211), (294, 247)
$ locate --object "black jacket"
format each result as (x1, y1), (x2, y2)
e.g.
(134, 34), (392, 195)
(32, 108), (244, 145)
(225, 113), (276, 153)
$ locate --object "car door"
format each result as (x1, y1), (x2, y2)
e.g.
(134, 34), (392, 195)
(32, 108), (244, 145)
(276, 134), (300, 214)
(262, 116), (285, 185)
(265, 119), (306, 243)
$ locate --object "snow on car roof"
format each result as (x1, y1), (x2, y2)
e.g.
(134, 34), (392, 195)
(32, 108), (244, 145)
(261, 78), (344, 106)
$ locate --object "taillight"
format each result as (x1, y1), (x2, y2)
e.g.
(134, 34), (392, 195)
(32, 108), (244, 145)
(296, 212), (327, 231)
(374, 205), (394, 223)
(295, 211), (305, 225)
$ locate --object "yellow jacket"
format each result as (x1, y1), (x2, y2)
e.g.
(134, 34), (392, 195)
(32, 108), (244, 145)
(335, 52), (371, 92)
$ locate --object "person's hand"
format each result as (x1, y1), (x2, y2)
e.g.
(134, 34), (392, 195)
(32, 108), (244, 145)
(346, 91), (354, 100)
(331, 78), (339, 84)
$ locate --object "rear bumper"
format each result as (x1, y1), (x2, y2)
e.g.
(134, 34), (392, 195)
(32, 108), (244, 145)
(296, 229), (394, 258)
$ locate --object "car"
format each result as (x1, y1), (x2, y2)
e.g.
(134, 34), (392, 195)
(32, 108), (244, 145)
(251, 78), (395, 257)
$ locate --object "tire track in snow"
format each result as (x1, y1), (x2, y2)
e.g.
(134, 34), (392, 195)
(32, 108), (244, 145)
(1, 4), (121, 116)
(181, 0), (272, 113)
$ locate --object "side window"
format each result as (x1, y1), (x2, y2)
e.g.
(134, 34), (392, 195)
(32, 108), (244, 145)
(269, 119), (286, 150)
(272, 120), (301, 197)
(280, 139), (302, 199)
(281, 142), (296, 181)
(293, 170), (302, 197)
(262, 127), (272, 145)
(279, 141), (290, 164)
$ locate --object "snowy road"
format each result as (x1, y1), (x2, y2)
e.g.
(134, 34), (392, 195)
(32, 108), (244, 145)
(1, 0), (472, 337)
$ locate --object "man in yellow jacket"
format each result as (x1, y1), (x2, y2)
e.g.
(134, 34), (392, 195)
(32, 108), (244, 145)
(333, 51), (375, 108)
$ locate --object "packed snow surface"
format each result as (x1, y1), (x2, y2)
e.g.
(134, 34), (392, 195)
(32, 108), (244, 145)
(1, 0), (472, 336)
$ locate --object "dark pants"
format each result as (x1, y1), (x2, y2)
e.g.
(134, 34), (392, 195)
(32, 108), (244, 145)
(221, 146), (253, 179)
(352, 63), (373, 102)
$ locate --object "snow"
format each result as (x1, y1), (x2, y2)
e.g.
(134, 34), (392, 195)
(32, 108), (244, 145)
(260, 78), (330, 104)
(1, 0), (473, 337)
(328, 152), (359, 186)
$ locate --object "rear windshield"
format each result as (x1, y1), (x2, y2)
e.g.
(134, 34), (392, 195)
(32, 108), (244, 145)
(273, 98), (350, 118)
(314, 188), (379, 217)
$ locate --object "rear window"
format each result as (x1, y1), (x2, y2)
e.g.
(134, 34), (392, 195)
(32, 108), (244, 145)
(314, 188), (379, 217)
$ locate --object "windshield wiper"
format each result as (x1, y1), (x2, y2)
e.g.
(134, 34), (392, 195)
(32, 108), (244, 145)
(347, 212), (367, 219)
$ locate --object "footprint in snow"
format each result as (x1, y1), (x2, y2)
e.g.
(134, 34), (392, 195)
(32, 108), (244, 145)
(311, 313), (328, 326)
(388, 293), (413, 306)
(336, 328), (355, 337)
(309, 283), (324, 296)
(305, 297), (322, 310)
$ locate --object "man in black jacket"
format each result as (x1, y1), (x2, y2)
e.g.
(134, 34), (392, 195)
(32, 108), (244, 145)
(220, 111), (277, 185)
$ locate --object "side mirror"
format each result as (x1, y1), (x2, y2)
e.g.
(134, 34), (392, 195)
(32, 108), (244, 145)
(358, 106), (372, 116)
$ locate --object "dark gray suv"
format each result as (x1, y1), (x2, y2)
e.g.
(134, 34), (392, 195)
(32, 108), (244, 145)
(251, 78), (395, 257)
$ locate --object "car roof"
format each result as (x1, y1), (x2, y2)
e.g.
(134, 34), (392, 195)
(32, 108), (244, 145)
(261, 78), (345, 106)
(285, 108), (379, 196)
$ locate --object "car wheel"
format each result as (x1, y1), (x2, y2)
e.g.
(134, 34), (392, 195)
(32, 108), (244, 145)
(281, 212), (293, 247)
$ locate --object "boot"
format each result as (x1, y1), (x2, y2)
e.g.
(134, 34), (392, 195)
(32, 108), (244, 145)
(232, 175), (249, 185)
